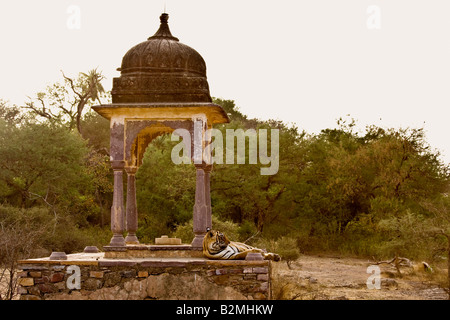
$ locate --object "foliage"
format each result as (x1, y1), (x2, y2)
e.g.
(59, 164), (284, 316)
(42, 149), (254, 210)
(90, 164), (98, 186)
(255, 236), (301, 269)
(172, 215), (242, 244)
(1, 76), (449, 269)
(135, 135), (197, 242)
(23, 69), (107, 133)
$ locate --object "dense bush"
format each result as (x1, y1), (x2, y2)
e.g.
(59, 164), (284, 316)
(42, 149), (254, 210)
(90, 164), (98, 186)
(1, 89), (449, 265)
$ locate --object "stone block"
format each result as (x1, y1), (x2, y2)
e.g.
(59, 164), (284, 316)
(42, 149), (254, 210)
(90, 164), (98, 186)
(52, 265), (66, 271)
(18, 264), (49, 270)
(256, 282), (269, 292)
(215, 269), (228, 275)
(99, 260), (137, 267)
(228, 269), (244, 274)
(38, 283), (57, 294)
(155, 235), (182, 245)
(19, 278), (34, 287)
(84, 278), (103, 291)
(138, 271), (148, 278)
(17, 286), (28, 295)
(55, 281), (66, 290)
(29, 271), (42, 278)
(84, 246), (99, 253)
(121, 270), (137, 278)
(34, 276), (49, 284)
(104, 272), (121, 287)
(257, 274), (269, 281)
(211, 275), (229, 285)
(90, 271), (104, 279)
(17, 271), (28, 277)
(243, 267), (253, 274)
(49, 252), (67, 260)
(28, 286), (41, 296)
(50, 273), (65, 283)
(252, 267), (269, 274)
(245, 252), (264, 261)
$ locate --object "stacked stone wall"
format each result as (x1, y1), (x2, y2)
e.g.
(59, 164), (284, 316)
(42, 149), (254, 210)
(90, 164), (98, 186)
(18, 258), (271, 300)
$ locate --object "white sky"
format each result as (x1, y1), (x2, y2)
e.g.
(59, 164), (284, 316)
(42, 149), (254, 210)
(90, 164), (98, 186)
(0, 0), (449, 164)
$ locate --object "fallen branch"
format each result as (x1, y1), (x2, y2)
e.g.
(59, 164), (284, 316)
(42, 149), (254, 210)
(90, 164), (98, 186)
(372, 255), (413, 276)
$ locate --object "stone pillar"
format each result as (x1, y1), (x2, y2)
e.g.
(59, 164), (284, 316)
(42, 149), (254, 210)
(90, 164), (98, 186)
(125, 166), (139, 244)
(109, 161), (126, 247)
(191, 163), (212, 249)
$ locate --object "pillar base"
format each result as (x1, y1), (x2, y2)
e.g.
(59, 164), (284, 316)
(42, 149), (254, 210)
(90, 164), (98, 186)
(109, 234), (126, 247)
(125, 233), (140, 245)
(191, 234), (205, 249)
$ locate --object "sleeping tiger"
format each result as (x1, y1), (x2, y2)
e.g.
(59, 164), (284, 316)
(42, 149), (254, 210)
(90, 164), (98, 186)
(203, 229), (281, 261)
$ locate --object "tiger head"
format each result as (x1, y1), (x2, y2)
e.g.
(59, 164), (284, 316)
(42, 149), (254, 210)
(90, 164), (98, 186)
(203, 228), (231, 254)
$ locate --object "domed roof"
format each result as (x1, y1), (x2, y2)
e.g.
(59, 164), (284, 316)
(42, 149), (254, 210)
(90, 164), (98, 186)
(111, 13), (212, 104)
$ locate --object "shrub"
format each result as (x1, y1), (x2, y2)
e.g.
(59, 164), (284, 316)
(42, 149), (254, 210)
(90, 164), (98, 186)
(172, 215), (241, 244)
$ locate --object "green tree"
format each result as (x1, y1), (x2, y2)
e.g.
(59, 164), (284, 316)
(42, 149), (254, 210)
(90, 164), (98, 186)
(209, 99), (305, 237)
(23, 68), (106, 134)
(135, 135), (196, 242)
(292, 118), (449, 253)
(0, 119), (95, 224)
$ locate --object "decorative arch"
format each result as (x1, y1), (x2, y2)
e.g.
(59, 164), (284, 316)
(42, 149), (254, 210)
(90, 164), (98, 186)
(124, 120), (194, 168)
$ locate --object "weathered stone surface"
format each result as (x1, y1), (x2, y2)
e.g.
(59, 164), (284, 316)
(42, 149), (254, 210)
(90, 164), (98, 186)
(17, 286), (28, 295)
(18, 264), (49, 270)
(244, 274), (257, 280)
(155, 236), (182, 245)
(99, 260), (137, 267)
(38, 283), (57, 294)
(257, 274), (269, 281)
(246, 252), (264, 261)
(50, 273), (65, 283)
(52, 265), (66, 271)
(34, 276), (49, 284)
(104, 272), (122, 287)
(84, 278), (103, 291)
(20, 294), (41, 300)
(49, 252), (67, 260)
(19, 278), (34, 287)
(18, 256), (272, 300)
(90, 271), (104, 279)
(121, 270), (137, 278)
(29, 271), (42, 278)
(28, 286), (41, 296)
(243, 268), (253, 274)
(54, 281), (66, 290)
(252, 267), (269, 274)
(84, 246), (99, 253)
(17, 271), (28, 277)
(138, 271), (149, 278)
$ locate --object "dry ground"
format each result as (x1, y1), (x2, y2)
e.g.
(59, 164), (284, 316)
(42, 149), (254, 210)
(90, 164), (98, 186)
(272, 254), (449, 300)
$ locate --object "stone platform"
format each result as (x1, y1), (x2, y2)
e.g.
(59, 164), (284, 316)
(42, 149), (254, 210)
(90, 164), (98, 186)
(17, 251), (272, 300)
(103, 244), (204, 259)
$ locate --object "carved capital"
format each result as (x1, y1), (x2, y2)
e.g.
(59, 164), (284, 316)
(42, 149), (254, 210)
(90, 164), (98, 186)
(125, 166), (138, 175)
(111, 160), (126, 170)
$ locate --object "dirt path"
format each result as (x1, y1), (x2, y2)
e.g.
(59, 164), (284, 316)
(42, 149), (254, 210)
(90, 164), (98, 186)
(272, 255), (448, 300)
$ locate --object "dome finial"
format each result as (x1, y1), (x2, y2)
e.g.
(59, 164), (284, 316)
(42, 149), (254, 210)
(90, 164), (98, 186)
(160, 13), (169, 23)
(148, 12), (179, 41)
